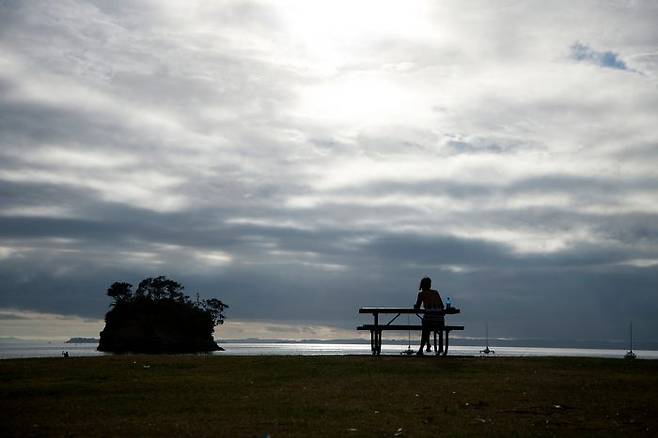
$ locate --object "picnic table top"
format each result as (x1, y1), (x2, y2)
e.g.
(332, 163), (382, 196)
(359, 307), (460, 315)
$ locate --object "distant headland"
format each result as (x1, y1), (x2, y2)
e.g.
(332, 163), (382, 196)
(65, 337), (99, 344)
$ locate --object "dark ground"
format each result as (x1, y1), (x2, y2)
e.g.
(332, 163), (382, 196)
(2, 355), (657, 437)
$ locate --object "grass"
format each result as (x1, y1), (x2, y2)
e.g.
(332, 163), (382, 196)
(1, 355), (657, 437)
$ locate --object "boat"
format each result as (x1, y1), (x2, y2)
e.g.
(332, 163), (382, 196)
(480, 322), (495, 356)
(624, 322), (636, 360)
(401, 314), (416, 356)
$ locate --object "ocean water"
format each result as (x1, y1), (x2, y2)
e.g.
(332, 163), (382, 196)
(2, 341), (658, 360)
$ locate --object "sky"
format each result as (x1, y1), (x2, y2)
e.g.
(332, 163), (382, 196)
(1, 0), (657, 343)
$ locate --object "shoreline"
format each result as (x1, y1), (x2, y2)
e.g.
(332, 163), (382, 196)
(3, 340), (658, 361)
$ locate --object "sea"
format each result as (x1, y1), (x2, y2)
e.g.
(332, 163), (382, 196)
(2, 340), (658, 360)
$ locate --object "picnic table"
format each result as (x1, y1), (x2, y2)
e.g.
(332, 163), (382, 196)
(357, 307), (464, 356)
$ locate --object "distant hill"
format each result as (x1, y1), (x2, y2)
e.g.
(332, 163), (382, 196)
(66, 337), (99, 344)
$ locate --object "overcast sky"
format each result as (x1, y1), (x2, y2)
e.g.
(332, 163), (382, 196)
(1, 0), (657, 343)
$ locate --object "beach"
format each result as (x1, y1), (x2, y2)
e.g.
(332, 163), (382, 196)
(2, 355), (657, 436)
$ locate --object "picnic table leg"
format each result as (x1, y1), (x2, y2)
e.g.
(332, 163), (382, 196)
(374, 313), (380, 355)
(443, 330), (450, 356)
(433, 331), (438, 356)
(371, 330), (380, 356)
(438, 328), (444, 354)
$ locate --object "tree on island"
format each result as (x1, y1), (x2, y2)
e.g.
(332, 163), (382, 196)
(98, 276), (228, 353)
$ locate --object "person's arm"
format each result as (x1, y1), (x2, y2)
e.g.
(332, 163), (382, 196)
(414, 292), (423, 309)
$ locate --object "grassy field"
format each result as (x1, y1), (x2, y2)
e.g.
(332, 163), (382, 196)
(2, 355), (657, 437)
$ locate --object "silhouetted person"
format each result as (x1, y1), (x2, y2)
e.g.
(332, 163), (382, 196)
(62, 351), (69, 358)
(414, 277), (444, 356)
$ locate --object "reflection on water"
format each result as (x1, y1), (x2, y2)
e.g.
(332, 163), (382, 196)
(218, 343), (658, 359)
(2, 341), (658, 360)
(0, 342), (109, 359)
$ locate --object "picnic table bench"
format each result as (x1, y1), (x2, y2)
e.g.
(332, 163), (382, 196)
(357, 307), (464, 356)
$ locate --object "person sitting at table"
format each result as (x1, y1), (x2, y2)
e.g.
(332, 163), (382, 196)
(414, 276), (445, 356)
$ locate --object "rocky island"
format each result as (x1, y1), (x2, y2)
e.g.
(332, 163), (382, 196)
(98, 276), (227, 353)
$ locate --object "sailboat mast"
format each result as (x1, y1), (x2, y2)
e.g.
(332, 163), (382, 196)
(631, 322), (633, 351)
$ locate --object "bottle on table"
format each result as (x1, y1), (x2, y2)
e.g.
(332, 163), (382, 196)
(446, 296), (451, 310)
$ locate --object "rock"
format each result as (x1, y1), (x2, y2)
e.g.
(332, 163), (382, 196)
(98, 298), (222, 353)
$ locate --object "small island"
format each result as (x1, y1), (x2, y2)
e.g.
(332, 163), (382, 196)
(98, 276), (228, 353)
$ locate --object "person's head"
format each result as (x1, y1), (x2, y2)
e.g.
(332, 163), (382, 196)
(419, 276), (432, 291)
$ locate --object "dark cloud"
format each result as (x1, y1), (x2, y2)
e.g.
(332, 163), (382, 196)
(447, 139), (522, 155)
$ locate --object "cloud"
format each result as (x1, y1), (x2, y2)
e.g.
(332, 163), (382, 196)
(570, 41), (631, 71)
(0, 311), (31, 320)
(0, 308), (104, 340)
